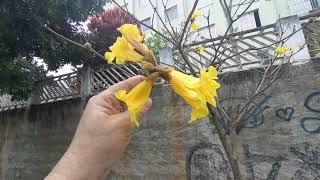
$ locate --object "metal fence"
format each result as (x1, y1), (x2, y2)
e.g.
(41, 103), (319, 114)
(173, 25), (278, 73)
(303, 20), (320, 57)
(0, 64), (141, 112)
(172, 13), (320, 74)
(91, 64), (141, 94)
(0, 95), (28, 112)
(34, 72), (81, 104)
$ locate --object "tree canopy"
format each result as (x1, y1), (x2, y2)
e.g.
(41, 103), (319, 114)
(0, 0), (107, 99)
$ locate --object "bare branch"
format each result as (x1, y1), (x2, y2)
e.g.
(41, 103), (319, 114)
(178, 0), (199, 46)
(147, 0), (176, 41)
(43, 25), (106, 61)
(111, 0), (176, 45)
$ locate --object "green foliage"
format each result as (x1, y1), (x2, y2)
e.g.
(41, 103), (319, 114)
(0, 0), (107, 99)
(0, 57), (47, 100)
(145, 33), (167, 57)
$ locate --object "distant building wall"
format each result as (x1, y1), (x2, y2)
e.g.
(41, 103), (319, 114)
(111, 0), (319, 36)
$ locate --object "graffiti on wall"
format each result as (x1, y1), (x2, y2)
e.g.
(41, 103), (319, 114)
(290, 143), (320, 179)
(243, 144), (286, 180)
(219, 96), (271, 134)
(275, 107), (294, 122)
(300, 92), (320, 134)
(225, 91), (320, 134)
(236, 96), (271, 134)
(185, 143), (232, 180)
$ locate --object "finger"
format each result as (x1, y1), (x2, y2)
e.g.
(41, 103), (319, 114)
(99, 75), (146, 97)
(117, 98), (153, 126)
(137, 98), (153, 120)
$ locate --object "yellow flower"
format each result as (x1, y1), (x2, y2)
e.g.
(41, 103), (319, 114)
(191, 22), (200, 32)
(275, 47), (292, 55)
(105, 37), (143, 64)
(117, 24), (144, 42)
(191, 10), (202, 20)
(196, 66), (221, 107)
(193, 46), (206, 54)
(115, 78), (155, 127)
(168, 66), (220, 123)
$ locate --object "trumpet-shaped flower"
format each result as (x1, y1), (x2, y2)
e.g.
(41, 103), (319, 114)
(196, 66), (221, 107)
(115, 78), (155, 127)
(191, 10), (202, 20)
(117, 24), (144, 42)
(168, 66), (220, 123)
(275, 47), (292, 55)
(191, 22), (200, 32)
(105, 37), (143, 64)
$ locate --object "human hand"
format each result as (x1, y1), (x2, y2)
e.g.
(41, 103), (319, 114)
(45, 76), (152, 180)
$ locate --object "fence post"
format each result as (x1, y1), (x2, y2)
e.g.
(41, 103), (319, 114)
(80, 65), (92, 98)
(276, 15), (311, 65)
(159, 47), (174, 67)
(31, 85), (41, 105)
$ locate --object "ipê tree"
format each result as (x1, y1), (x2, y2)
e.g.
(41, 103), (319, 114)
(107, 0), (313, 179)
(34, 0), (316, 179)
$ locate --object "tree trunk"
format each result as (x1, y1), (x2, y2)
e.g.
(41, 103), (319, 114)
(208, 106), (242, 180)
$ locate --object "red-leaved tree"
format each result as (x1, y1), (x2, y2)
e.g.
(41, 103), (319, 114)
(87, 7), (140, 66)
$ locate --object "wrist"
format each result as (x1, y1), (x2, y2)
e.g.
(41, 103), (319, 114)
(46, 138), (113, 180)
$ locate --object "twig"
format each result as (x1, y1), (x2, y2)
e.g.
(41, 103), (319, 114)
(43, 25), (106, 61)
(147, 0), (176, 41)
(111, 0), (176, 45)
(178, 0), (199, 46)
(212, 0), (255, 63)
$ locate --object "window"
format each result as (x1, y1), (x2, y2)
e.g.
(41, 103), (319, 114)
(234, 10), (261, 32)
(165, 5), (178, 24)
(289, 0), (320, 16)
(141, 18), (152, 33)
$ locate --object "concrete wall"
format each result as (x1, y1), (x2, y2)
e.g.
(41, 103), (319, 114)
(0, 99), (85, 180)
(0, 60), (320, 179)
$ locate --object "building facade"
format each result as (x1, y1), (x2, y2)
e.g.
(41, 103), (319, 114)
(112, 0), (319, 37)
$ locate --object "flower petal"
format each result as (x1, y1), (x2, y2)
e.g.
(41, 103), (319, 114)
(105, 37), (143, 64)
(115, 79), (154, 127)
(168, 66), (220, 123)
(118, 24), (144, 42)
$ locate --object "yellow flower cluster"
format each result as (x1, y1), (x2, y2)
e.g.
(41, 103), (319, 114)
(190, 10), (202, 32)
(105, 24), (221, 127)
(169, 67), (220, 123)
(105, 24), (145, 64)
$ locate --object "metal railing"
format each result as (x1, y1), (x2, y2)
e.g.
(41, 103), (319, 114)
(91, 64), (141, 94)
(0, 94), (28, 112)
(0, 64), (141, 112)
(172, 12), (320, 73)
(34, 72), (81, 104)
(303, 20), (320, 58)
